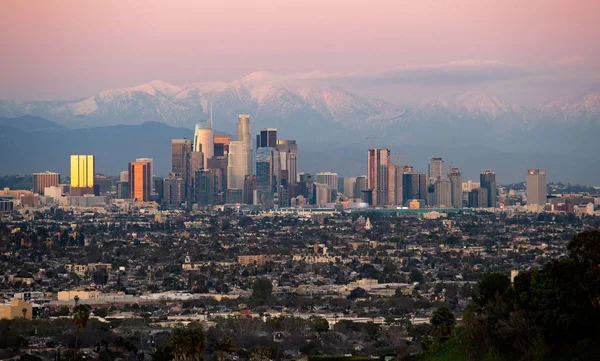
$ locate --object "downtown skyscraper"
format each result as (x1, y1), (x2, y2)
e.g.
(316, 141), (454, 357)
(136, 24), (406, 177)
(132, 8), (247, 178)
(526, 169), (547, 206)
(128, 160), (152, 202)
(480, 169), (497, 208)
(193, 120), (213, 167)
(70, 155), (95, 196)
(367, 148), (391, 206)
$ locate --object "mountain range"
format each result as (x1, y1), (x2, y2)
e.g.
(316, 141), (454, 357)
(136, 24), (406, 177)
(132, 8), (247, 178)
(0, 72), (599, 183)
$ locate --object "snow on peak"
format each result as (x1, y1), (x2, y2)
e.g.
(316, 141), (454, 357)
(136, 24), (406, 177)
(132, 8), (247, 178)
(454, 91), (516, 117)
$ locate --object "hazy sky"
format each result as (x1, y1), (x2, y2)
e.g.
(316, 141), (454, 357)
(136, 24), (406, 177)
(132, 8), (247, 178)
(1, 0), (599, 104)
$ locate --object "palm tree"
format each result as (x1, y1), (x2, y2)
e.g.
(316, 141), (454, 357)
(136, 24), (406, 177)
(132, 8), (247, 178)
(215, 334), (233, 361)
(22, 307), (28, 319)
(168, 326), (206, 361)
(73, 303), (91, 349)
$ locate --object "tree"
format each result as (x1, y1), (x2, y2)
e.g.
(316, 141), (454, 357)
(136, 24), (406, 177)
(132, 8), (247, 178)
(568, 230), (600, 308)
(251, 278), (273, 304)
(168, 326), (206, 361)
(250, 345), (271, 361)
(22, 308), (28, 319)
(73, 303), (91, 349)
(150, 346), (173, 361)
(474, 272), (511, 307)
(309, 316), (330, 333)
(430, 306), (455, 340)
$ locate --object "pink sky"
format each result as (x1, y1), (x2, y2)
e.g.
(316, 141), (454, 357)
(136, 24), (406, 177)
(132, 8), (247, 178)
(1, 0), (599, 101)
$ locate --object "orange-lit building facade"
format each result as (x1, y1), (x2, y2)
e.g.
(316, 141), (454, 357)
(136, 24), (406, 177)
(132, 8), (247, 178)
(128, 161), (151, 202)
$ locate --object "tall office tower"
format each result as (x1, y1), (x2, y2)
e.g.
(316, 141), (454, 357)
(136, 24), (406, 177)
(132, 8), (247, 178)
(116, 181), (129, 199)
(195, 170), (216, 206)
(448, 167), (463, 208)
(33, 172), (60, 195)
(469, 188), (488, 208)
(354, 176), (368, 199)
(163, 174), (185, 207)
(171, 139), (192, 176)
(154, 179), (164, 202)
(403, 164), (414, 173)
(276, 140), (298, 184)
(120, 171), (129, 182)
(188, 151), (204, 201)
(213, 134), (231, 157)
(526, 169), (547, 206)
(193, 121), (214, 167)
(207, 156), (228, 200)
(236, 114), (253, 176)
(256, 147), (274, 207)
(428, 157), (444, 183)
(243, 175), (255, 204)
(402, 172), (427, 205)
(316, 172), (338, 192)
(135, 158), (154, 190)
(367, 148), (391, 205)
(70, 155), (95, 196)
(434, 177), (452, 207)
(94, 175), (113, 195)
(227, 141), (250, 191)
(344, 177), (357, 198)
(278, 184), (290, 207)
(257, 128), (277, 148)
(128, 161), (152, 201)
(314, 183), (332, 205)
(480, 169), (497, 207)
(387, 164), (403, 205)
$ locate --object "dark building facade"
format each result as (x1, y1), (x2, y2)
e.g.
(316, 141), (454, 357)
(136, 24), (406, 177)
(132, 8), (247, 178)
(480, 169), (497, 207)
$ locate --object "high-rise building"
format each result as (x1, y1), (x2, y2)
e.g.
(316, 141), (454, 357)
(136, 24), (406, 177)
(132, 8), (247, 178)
(402, 172), (427, 205)
(314, 183), (331, 205)
(236, 114), (253, 176)
(70, 155), (95, 196)
(469, 188), (488, 208)
(33, 172), (60, 195)
(227, 141), (250, 191)
(195, 170), (216, 206)
(128, 161), (152, 201)
(354, 176), (368, 200)
(257, 128), (277, 148)
(403, 165), (414, 173)
(367, 148), (391, 206)
(135, 158), (154, 191)
(480, 169), (497, 207)
(171, 139), (192, 176)
(193, 121), (214, 167)
(116, 181), (129, 199)
(213, 134), (231, 157)
(387, 164), (402, 205)
(256, 147), (274, 207)
(316, 172), (338, 192)
(526, 169), (547, 206)
(428, 157), (444, 183)
(276, 140), (298, 185)
(119, 171), (129, 182)
(448, 167), (463, 208)
(434, 177), (452, 207)
(163, 174), (185, 207)
(344, 177), (357, 198)
(207, 156), (228, 201)
(94, 175), (113, 195)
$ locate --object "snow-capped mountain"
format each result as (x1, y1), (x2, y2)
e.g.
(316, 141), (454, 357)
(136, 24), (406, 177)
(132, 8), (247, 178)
(0, 72), (599, 146)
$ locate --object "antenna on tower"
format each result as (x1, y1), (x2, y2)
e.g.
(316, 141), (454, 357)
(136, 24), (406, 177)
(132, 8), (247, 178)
(366, 136), (378, 149)
(209, 102), (213, 129)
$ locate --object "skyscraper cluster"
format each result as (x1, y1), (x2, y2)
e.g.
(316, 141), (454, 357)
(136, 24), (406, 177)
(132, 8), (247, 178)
(37, 117), (546, 211)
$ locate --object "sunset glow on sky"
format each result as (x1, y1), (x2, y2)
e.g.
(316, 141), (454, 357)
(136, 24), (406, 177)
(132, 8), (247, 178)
(1, 0), (599, 103)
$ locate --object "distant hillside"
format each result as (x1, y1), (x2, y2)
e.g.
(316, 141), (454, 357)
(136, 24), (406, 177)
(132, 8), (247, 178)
(0, 115), (67, 132)
(0, 116), (599, 184)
